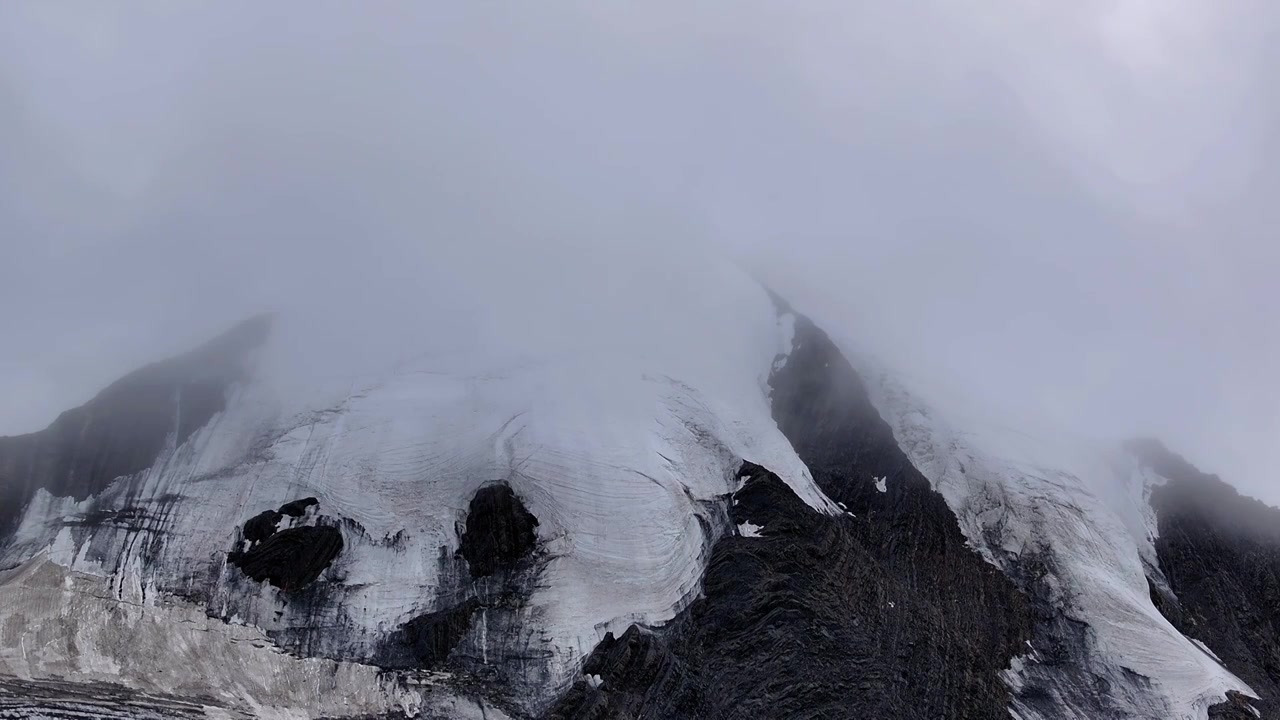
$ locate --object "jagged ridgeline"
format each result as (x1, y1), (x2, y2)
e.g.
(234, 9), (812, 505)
(0, 277), (1274, 719)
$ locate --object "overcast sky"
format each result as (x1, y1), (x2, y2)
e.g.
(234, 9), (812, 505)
(1, 2), (1277, 503)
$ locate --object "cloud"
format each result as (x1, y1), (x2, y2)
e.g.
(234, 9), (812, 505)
(1, 2), (1276, 503)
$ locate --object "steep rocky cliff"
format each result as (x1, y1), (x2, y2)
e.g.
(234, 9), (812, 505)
(1131, 438), (1279, 718)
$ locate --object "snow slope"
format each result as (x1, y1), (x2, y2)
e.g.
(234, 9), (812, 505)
(0, 244), (838, 715)
(2, 239), (1259, 718)
(856, 355), (1255, 719)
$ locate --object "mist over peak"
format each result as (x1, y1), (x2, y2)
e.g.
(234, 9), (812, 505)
(4, 5), (1280, 718)
(2, 4), (1278, 498)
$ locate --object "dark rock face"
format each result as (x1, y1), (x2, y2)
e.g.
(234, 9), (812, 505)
(387, 598), (483, 667)
(243, 510), (285, 543)
(458, 482), (540, 578)
(238, 497), (321, 547)
(771, 310), (1223, 718)
(1210, 691), (1266, 720)
(769, 309), (1083, 718)
(549, 306), (1035, 718)
(230, 525), (344, 591)
(380, 481), (544, 681)
(228, 498), (344, 592)
(0, 315), (271, 543)
(764, 310), (1035, 716)
(1129, 438), (1279, 718)
(546, 624), (703, 720)
(279, 497), (320, 517)
(549, 459), (1032, 719)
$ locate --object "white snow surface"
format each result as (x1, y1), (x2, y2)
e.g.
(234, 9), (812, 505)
(1, 245), (838, 713)
(1191, 639), (1225, 665)
(852, 350), (1255, 719)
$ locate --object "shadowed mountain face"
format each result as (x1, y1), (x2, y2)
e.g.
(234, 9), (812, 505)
(547, 309), (1034, 719)
(1130, 438), (1280, 718)
(0, 315), (271, 544)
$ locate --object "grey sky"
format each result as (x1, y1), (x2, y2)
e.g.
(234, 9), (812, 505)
(2, 2), (1277, 503)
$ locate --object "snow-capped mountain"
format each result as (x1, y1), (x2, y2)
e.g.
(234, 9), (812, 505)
(0, 250), (1273, 719)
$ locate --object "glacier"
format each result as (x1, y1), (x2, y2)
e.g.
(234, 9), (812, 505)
(863, 364), (1253, 718)
(0, 246), (841, 716)
(0, 245), (1272, 718)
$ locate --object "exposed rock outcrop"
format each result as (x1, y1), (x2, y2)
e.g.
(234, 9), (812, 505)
(1130, 438), (1277, 718)
(459, 482), (540, 579)
(550, 458), (1032, 719)
(229, 525), (344, 590)
(548, 305), (1034, 719)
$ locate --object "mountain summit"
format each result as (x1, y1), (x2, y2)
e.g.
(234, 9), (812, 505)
(0, 257), (1272, 719)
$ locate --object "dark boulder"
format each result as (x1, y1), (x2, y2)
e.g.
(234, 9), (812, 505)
(278, 497), (319, 517)
(242, 510), (283, 543)
(229, 525), (344, 591)
(458, 482), (539, 578)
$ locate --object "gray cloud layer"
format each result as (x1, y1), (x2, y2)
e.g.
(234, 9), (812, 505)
(2, 2), (1277, 502)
